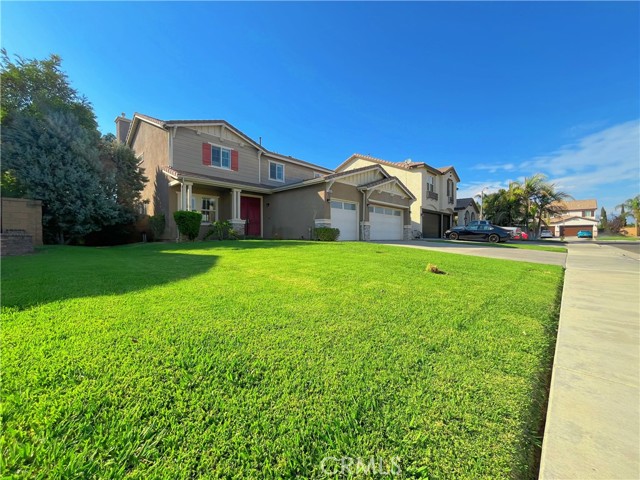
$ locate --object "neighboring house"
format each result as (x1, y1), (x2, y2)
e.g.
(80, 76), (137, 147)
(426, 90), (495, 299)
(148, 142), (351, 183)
(117, 113), (415, 241)
(335, 154), (460, 238)
(549, 199), (598, 237)
(454, 198), (479, 226)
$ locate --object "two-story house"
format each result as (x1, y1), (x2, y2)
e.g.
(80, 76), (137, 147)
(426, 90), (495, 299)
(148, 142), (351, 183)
(548, 199), (598, 237)
(117, 113), (416, 241)
(335, 154), (461, 238)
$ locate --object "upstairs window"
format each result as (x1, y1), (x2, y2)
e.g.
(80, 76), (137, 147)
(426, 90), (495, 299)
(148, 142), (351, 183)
(202, 143), (238, 171)
(426, 176), (435, 192)
(269, 161), (285, 182)
(447, 179), (454, 196)
(212, 146), (231, 169)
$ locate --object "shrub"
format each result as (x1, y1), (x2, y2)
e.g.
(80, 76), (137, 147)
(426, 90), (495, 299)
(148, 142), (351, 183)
(204, 220), (236, 241)
(149, 214), (166, 240)
(315, 227), (340, 241)
(173, 211), (202, 241)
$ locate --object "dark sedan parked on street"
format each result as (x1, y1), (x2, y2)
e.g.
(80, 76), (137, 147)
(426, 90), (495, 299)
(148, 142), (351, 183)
(444, 224), (511, 243)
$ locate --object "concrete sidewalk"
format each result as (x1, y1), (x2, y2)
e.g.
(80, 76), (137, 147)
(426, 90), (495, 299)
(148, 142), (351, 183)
(539, 243), (640, 479)
(376, 240), (567, 266)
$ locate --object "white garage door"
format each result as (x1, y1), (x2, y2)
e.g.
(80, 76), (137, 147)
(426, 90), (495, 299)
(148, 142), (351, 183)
(370, 206), (403, 240)
(330, 200), (358, 241)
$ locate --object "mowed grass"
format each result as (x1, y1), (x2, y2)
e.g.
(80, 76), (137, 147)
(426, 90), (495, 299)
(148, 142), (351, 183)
(1, 241), (563, 479)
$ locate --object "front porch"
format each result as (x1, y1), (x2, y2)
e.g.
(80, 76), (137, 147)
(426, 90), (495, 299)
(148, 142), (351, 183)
(165, 171), (266, 240)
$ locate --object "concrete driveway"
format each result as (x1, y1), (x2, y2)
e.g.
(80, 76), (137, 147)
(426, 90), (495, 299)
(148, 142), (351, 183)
(375, 239), (567, 266)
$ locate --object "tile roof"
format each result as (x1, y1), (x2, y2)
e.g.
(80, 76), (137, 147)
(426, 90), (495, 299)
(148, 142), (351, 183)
(552, 199), (598, 211)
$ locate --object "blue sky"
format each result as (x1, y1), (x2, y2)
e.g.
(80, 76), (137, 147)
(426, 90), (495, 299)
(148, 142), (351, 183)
(2, 2), (639, 216)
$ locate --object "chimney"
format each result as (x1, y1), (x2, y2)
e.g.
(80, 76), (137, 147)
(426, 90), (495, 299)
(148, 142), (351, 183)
(115, 113), (132, 143)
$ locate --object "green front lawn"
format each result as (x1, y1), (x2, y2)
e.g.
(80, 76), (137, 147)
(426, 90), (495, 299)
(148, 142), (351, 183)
(596, 235), (639, 241)
(2, 241), (563, 478)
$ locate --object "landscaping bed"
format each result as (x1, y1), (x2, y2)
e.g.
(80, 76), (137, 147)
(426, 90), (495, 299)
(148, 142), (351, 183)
(2, 241), (564, 478)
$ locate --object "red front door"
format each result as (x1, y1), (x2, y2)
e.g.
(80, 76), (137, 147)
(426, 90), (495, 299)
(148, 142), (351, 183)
(240, 196), (261, 237)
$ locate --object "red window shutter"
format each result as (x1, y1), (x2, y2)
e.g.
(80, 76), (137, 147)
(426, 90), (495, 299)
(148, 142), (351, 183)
(202, 143), (211, 165)
(231, 150), (239, 171)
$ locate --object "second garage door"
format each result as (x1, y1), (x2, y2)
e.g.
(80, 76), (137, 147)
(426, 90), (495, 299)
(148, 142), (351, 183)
(370, 206), (403, 240)
(330, 200), (358, 240)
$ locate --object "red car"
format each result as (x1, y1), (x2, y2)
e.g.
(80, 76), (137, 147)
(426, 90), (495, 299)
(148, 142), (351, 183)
(513, 230), (529, 240)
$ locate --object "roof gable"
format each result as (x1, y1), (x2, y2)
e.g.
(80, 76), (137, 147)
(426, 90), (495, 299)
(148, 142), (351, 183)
(128, 113), (332, 173)
(336, 153), (460, 181)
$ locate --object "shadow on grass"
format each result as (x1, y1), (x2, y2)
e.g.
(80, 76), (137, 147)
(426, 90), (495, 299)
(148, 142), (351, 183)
(1, 240), (333, 310)
(1, 244), (222, 310)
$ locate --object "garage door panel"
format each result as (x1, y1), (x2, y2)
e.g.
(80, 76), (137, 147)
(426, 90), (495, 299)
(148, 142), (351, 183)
(370, 206), (403, 240)
(422, 212), (440, 238)
(330, 200), (358, 241)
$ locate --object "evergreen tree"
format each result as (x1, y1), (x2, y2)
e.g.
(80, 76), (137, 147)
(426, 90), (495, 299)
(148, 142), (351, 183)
(599, 207), (608, 230)
(3, 111), (119, 243)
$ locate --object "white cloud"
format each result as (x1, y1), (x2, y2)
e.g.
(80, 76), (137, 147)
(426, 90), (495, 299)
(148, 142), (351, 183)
(520, 119), (640, 179)
(472, 163), (516, 174)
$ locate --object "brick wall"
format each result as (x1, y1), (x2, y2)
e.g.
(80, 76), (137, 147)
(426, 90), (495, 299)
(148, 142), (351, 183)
(1, 232), (34, 256)
(1, 198), (43, 245)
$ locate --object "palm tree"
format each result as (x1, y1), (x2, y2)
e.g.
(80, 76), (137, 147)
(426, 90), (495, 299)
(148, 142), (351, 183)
(617, 195), (640, 226)
(510, 174), (571, 238)
(532, 181), (572, 238)
(509, 174), (546, 236)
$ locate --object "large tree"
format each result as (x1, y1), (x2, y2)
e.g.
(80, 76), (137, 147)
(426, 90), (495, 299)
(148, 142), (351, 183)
(509, 174), (571, 238)
(482, 189), (524, 226)
(617, 195), (640, 226)
(99, 135), (148, 224)
(3, 110), (119, 244)
(1, 51), (146, 243)
(599, 207), (608, 231)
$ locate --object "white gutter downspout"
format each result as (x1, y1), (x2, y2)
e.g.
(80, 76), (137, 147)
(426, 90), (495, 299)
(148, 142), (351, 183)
(361, 190), (367, 241)
(169, 127), (177, 166)
(258, 150), (263, 183)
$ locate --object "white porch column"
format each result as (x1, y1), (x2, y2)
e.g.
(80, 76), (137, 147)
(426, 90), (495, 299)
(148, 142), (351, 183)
(184, 182), (193, 211)
(229, 188), (245, 237)
(231, 188), (242, 220)
(180, 183), (186, 210)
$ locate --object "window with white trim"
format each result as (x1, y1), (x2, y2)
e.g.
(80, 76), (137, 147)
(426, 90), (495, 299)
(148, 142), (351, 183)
(426, 176), (435, 192)
(269, 161), (285, 182)
(212, 145), (232, 169)
(191, 196), (218, 223)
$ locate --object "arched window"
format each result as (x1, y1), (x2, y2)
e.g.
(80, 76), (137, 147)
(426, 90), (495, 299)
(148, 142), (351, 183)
(470, 212), (476, 221)
(447, 179), (454, 196)
(464, 211), (470, 226)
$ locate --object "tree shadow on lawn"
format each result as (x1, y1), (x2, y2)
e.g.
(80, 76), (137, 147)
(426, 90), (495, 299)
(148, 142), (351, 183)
(1, 243), (221, 310)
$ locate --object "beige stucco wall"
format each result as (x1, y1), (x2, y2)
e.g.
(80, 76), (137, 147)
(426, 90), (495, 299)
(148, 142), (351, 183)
(1, 198), (43, 245)
(340, 157), (456, 229)
(456, 205), (479, 226)
(129, 121), (170, 236)
(264, 184), (326, 239)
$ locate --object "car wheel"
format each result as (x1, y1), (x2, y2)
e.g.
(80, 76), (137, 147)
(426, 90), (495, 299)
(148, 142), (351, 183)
(488, 234), (500, 243)
(449, 232), (459, 240)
